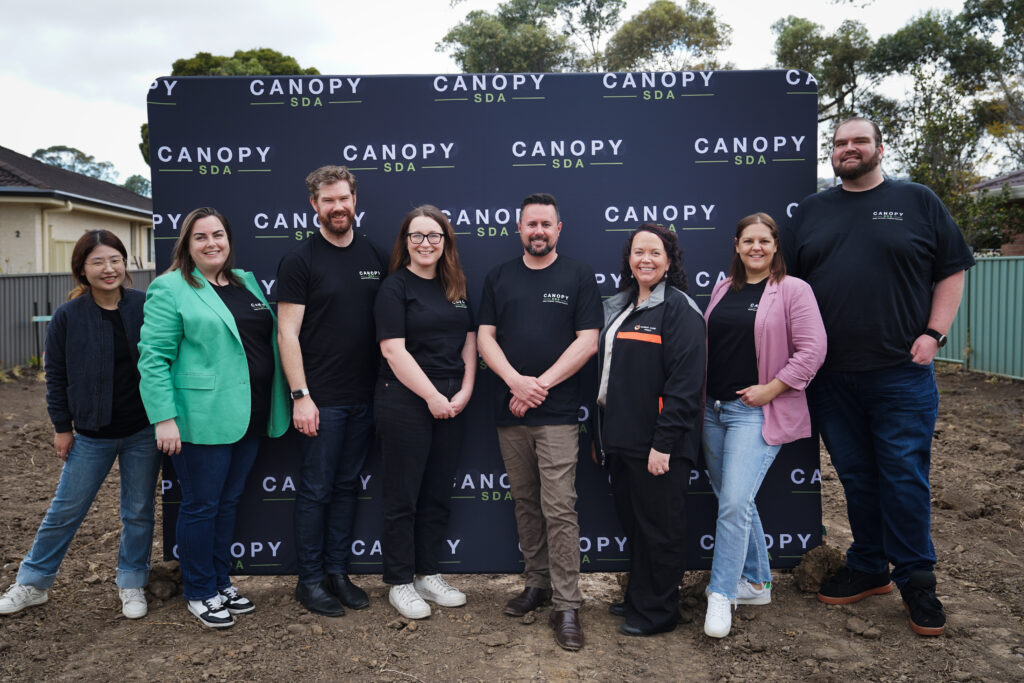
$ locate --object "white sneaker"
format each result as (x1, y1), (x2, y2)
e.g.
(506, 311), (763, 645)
(119, 587), (148, 619)
(734, 580), (771, 605)
(414, 574), (467, 608)
(705, 580), (771, 605)
(187, 595), (234, 629)
(388, 583), (431, 619)
(704, 592), (733, 638)
(0, 583), (48, 615)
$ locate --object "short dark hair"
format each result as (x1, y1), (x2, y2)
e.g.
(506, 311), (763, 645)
(306, 166), (357, 199)
(169, 207), (242, 289)
(520, 192), (559, 221)
(728, 212), (786, 291)
(833, 117), (883, 147)
(69, 229), (131, 300)
(617, 223), (688, 294)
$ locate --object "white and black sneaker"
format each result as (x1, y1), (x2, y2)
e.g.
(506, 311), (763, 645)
(218, 585), (255, 614)
(187, 595), (234, 629)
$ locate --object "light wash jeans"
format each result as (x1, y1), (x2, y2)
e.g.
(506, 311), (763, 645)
(702, 399), (780, 599)
(17, 426), (160, 590)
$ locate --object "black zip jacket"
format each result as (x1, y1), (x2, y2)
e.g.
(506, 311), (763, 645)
(594, 283), (706, 464)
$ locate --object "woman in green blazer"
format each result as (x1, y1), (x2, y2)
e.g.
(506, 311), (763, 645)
(138, 207), (288, 629)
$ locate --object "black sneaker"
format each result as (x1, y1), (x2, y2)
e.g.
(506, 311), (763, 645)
(218, 585), (255, 615)
(187, 596), (234, 629)
(900, 570), (946, 636)
(817, 566), (893, 605)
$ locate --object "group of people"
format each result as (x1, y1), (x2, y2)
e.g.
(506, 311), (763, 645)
(0, 117), (972, 647)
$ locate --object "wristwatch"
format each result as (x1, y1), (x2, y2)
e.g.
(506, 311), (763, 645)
(290, 388), (310, 399)
(923, 328), (947, 348)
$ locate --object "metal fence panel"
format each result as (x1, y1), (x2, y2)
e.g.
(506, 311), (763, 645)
(966, 257), (1024, 379)
(0, 270), (154, 368)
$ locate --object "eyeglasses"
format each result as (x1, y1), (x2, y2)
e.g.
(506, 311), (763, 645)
(408, 232), (444, 245)
(85, 257), (126, 269)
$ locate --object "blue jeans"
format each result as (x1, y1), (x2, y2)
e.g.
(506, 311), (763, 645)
(172, 437), (260, 601)
(702, 400), (780, 598)
(18, 426), (159, 590)
(807, 362), (939, 588)
(293, 403), (374, 583)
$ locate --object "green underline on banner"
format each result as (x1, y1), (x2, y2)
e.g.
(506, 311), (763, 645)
(779, 555), (805, 558)
(511, 96), (545, 100)
(590, 162), (623, 166)
(454, 232), (472, 235)
(423, 165), (455, 169)
(158, 169), (193, 172)
(435, 97), (469, 102)
(149, 102), (176, 106)
(787, 91), (817, 95)
(238, 169), (271, 173)
(695, 293), (710, 297)
(680, 93), (714, 97)
(357, 496), (372, 500)
(329, 100), (362, 104)
(348, 167), (377, 171)
(682, 227), (715, 230)
(694, 160), (728, 164)
(250, 563), (282, 567)
(263, 497), (295, 501)
(595, 558), (625, 562)
(250, 101), (285, 105)
(155, 236), (178, 240)
(351, 561), (382, 566)
(254, 235), (290, 239)
(701, 555), (713, 560)
(450, 495), (475, 499)
(791, 490), (821, 494)
(512, 163), (546, 167)
(603, 95), (636, 99)
(438, 561), (461, 564)
(773, 158), (805, 162)
(163, 500), (180, 504)
(605, 228), (636, 232)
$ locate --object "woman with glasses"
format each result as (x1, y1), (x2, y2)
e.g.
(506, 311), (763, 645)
(374, 205), (476, 620)
(0, 231), (160, 621)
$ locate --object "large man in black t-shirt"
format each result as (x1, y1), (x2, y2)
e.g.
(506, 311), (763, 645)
(276, 166), (388, 617)
(477, 193), (602, 651)
(783, 118), (975, 638)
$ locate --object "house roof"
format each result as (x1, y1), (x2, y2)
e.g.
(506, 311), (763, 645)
(0, 145), (151, 217)
(970, 169), (1024, 192)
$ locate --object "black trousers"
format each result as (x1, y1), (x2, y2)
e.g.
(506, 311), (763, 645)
(375, 376), (465, 585)
(609, 452), (689, 632)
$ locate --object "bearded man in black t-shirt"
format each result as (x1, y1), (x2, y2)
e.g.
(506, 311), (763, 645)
(477, 193), (602, 651)
(277, 166), (388, 617)
(783, 118), (975, 638)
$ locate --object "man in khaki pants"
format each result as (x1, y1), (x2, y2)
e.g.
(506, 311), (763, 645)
(477, 192), (601, 651)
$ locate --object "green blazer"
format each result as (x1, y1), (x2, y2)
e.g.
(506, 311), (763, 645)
(138, 267), (289, 444)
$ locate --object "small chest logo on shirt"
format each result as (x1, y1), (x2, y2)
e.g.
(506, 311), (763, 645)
(747, 302), (759, 312)
(634, 324), (657, 333)
(543, 292), (570, 305)
(359, 269), (381, 280)
(872, 211), (904, 221)
(250, 302), (269, 312)
(452, 298), (467, 309)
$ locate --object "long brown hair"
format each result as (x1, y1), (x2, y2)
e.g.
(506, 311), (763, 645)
(169, 207), (242, 288)
(388, 205), (467, 302)
(729, 212), (786, 291)
(68, 230), (132, 300)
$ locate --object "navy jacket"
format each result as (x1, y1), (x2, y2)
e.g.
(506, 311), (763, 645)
(44, 288), (146, 433)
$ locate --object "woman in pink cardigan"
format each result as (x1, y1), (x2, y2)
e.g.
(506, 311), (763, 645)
(702, 212), (826, 639)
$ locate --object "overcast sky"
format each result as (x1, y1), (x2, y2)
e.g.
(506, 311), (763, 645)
(0, 0), (966, 182)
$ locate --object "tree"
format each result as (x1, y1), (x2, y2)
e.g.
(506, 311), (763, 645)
(122, 174), (151, 198)
(438, 0), (731, 73)
(32, 146), (118, 183)
(140, 48), (320, 165)
(605, 0), (732, 71)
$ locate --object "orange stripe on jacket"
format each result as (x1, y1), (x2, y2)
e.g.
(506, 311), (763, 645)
(616, 331), (662, 344)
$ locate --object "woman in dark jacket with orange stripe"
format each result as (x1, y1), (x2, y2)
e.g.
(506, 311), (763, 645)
(595, 223), (706, 636)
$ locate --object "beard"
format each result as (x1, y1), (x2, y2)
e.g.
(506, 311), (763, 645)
(320, 209), (352, 236)
(523, 235), (556, 257)
(833, 147), (882, 180)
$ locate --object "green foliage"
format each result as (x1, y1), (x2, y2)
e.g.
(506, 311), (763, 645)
(122, 174), (151, 198)
(605, 0), (731, 71)
(32, 145), (118, 183)
(438, 9), (571, 73)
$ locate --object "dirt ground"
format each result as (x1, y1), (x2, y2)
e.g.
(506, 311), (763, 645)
(1, 364), (1022, 682)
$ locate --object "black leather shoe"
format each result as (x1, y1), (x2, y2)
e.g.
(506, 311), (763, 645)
(327, 573), (369, 610)
(549, 608), (585, 651)
(618, 621), (677, 637)
(608, 601), (626, 617)
(503, 586), (552, 617)
(295, 581), (345, 617)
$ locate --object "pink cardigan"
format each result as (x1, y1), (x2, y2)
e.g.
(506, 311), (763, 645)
(705, 275), (827, 445)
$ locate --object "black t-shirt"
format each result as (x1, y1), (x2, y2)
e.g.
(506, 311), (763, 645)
(375, 268), (475, 381)
(212, 282), (275, 436)
(477, 255), (603, 426)
(783, 179), (975, 371)
(76, 307), (149, 439)
(706, 279), (765, 402)
(276, 232), (388, 405)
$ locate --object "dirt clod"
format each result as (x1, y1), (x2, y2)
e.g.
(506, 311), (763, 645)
(792, 544), (845, 592)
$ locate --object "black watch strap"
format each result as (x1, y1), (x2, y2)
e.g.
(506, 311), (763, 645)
(923, 328), (947, 348)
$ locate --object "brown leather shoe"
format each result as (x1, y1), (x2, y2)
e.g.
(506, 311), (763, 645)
(549, 608), (584, 651)
(503, 586), (552, 617)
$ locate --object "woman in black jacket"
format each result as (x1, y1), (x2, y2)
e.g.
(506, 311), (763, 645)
(595, 223), (706, 636)
(0, 230), (159, 621)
